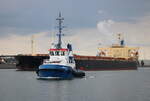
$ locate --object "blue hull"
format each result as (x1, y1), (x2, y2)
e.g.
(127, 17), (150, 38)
(37, 64), (74, 79)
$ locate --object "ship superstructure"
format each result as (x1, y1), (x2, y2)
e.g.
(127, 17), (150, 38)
(99, 34), (139, 60)
(75, 34), (139, 70)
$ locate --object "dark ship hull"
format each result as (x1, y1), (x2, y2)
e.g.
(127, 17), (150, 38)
(15, 55), (49, 71)
(75, 55), (137, 70)
(15, 54), (138, 71)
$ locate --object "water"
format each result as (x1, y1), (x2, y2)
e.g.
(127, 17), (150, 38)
(0, 68), (150, 101)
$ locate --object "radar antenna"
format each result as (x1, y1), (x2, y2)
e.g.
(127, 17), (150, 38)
(56, 12), (65, 49)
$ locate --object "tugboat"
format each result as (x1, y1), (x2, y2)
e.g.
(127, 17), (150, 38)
(36, 13), (85, 79)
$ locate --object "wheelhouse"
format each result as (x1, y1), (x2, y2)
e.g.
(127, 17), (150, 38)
(49, 48), (68, 56)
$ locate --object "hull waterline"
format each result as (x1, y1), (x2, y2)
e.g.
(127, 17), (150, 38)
(37, 64), (74, 79)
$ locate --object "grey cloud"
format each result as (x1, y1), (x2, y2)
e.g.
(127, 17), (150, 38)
(0, 0), (150, 38)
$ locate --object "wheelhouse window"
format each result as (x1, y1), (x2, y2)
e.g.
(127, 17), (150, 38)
(50, 51), (54, 56)
(61, 51), (65, 56)
(69, 56), (74, 63)
(55, 51), (59, 56)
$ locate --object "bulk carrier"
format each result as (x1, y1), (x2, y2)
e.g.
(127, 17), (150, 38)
(75, 34), (139, 70)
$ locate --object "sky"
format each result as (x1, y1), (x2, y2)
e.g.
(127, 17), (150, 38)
(0, 0), (150, 59)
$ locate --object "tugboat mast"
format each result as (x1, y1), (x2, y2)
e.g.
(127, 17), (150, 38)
(56, 12), (65, 49)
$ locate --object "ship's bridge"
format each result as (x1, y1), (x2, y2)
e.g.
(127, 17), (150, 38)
(48, 48), (68, 56)
(99, 46), (139, 60)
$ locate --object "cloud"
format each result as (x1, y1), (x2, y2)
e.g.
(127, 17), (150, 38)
(0, 26), (45, 37)
(0, 14), (150, 59)
(110, 15), (150, 46)
(0, 34), (31, 55)
(0, 28), (100, 55)
(98, 10), (105, 15)
(96, 15), (150, 59)
(0, 31), (51, 55)
(97, 20), (116, 44)
(63, 28), (101, 55)
(97, 20), (114, 35)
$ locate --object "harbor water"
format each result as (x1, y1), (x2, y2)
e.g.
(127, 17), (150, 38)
(0, 68), (150, 101)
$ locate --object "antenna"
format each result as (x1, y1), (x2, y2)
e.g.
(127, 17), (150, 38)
(56, 12), (65, 49)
